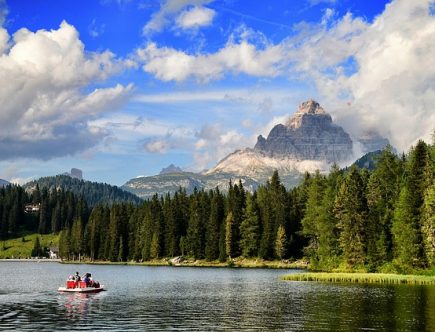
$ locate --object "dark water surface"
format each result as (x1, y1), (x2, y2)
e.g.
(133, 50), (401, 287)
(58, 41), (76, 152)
(0, 262), (433, 331)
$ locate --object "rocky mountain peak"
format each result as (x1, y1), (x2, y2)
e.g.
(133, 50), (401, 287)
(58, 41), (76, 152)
(299, 99), (325, 114)
(254, 100), (353, 163)
(286, 99), (331, 129)
(159, 164), (183, 175)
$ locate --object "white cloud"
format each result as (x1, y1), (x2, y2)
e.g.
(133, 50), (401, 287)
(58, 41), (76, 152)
(144, 139), (172, 153)
(88, 19), (105, 38)
(143, 0), (214, 34)
(175, 6), (215, 30)
(0, 21), (132, 160)
(137, 40), (284, 82)
(139, 0), (435, 152)
(192, 123), (253, 171)
(317, 0), (435, 150)
(0, 27), (8, 54)
(134, 88), (295, 104)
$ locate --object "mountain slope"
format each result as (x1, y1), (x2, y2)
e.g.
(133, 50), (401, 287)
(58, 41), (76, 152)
(24, 175), (142, 206)
(352, 150), (383, 170)
(207, 100), (354, 184)
(122, 172), (259, 199)
(0, 179), (9, 187)
(206, 148), (329, 185)
(122, 99), (391, 198)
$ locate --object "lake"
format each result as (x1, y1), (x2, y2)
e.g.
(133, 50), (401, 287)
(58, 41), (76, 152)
(0, 262), (433, 331)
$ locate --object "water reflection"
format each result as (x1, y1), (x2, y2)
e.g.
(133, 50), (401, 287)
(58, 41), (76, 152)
(62, 293), (98, 319)
(0, 263), (433, 331)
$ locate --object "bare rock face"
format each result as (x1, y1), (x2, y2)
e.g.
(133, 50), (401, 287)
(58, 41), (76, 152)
(254, 100), (353, 163)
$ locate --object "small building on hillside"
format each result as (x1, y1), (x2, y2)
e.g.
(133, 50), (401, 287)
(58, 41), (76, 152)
(24, 203), (40, 213)
(49, 246), (59, 259)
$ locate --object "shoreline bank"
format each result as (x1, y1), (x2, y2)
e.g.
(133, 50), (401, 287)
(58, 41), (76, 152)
(0, 258), (61, 262)
(59, 258), (309, 269)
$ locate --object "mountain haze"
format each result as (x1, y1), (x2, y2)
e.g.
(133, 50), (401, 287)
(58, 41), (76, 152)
(0, 179), (10, 187)
(123, 100), (390, 198)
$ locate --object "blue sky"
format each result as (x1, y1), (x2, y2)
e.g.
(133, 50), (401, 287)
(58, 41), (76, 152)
(0, 0), (434, 185)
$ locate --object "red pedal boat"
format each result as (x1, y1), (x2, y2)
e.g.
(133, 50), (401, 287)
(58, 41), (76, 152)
(58, 280), (105, 293)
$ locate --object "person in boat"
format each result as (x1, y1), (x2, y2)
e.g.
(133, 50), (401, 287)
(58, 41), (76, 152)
(73, 271), (81, 281)
(82, 273), (91, 286)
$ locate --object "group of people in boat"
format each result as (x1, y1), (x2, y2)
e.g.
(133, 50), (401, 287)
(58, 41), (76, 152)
(68, 271), (100, 288)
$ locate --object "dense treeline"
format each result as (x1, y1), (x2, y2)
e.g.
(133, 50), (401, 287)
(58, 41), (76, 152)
(59, 172), (307, 262)
(59, 139), (434, 271)
(0, 185), (89, 239)
(24, 175), (142, 206)
(303, 141), (434, 271)
(2, 139), (434, 271)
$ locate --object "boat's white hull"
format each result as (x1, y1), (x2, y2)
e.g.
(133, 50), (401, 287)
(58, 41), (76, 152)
(58, 286), (105, 293)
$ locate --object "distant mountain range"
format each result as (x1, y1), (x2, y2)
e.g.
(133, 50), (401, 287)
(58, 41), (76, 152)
(18, 100), (390, 202)
(122, 172), (259, 199)
(24, 175), (142, 206)
(121, 100), (391, 199)
(0, 179), (10, 187)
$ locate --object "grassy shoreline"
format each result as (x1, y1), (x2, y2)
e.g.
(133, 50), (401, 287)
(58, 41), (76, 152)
(281, 272), (435, 285)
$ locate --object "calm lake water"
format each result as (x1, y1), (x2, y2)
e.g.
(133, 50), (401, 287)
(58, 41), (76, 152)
(0, 262), (434, 331)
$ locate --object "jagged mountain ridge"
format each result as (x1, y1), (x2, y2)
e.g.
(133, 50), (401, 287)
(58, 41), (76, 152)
(254, 100), (353, 162)
(122, 99), (390, 198)
(121, 172), (259, 199)
(206, 99), (366, 182)
(159, 164), (183, 175)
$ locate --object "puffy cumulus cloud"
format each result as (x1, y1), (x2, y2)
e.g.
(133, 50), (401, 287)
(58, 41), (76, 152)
(316, 0), (435, 151)
(143, 0), (214, 34)
(144, 139), (172, 153)
(137, 40), (284, 82)
(0, 21), (132, 160)
(192, 123), (254, 171)
(175, 6), (215, 30)
(137, 0), (433, 155)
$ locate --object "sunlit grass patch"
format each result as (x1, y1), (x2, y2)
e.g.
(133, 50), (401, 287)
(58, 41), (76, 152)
(0, 233), (59, 259)
(281, 272), (435, 285)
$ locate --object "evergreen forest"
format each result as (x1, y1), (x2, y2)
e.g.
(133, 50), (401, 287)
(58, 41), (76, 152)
(1, 140), (434, 272)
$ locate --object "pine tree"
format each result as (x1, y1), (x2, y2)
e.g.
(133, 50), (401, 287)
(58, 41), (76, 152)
(301, 172), (326, 261)
(186, 190), (205, 258)
(59, 228), (71, 260)
(365, 147), (402, 266)
(225, 212), (234, 259)
(257, 186), (273, 259)
(392, 141), (430, 267)
(240, 193), (260, 257)
(421, 183), (435, 266)
(70, 218), (83, 260)
(392, 186), (419, 267)
(205, 189), (224, 261)
(275, 225), (286, 259)
(118, 236), (125, 262)
(334, 166), (367, 266)
(31, 236), (42, 257)
(150, 232), (160, 259)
